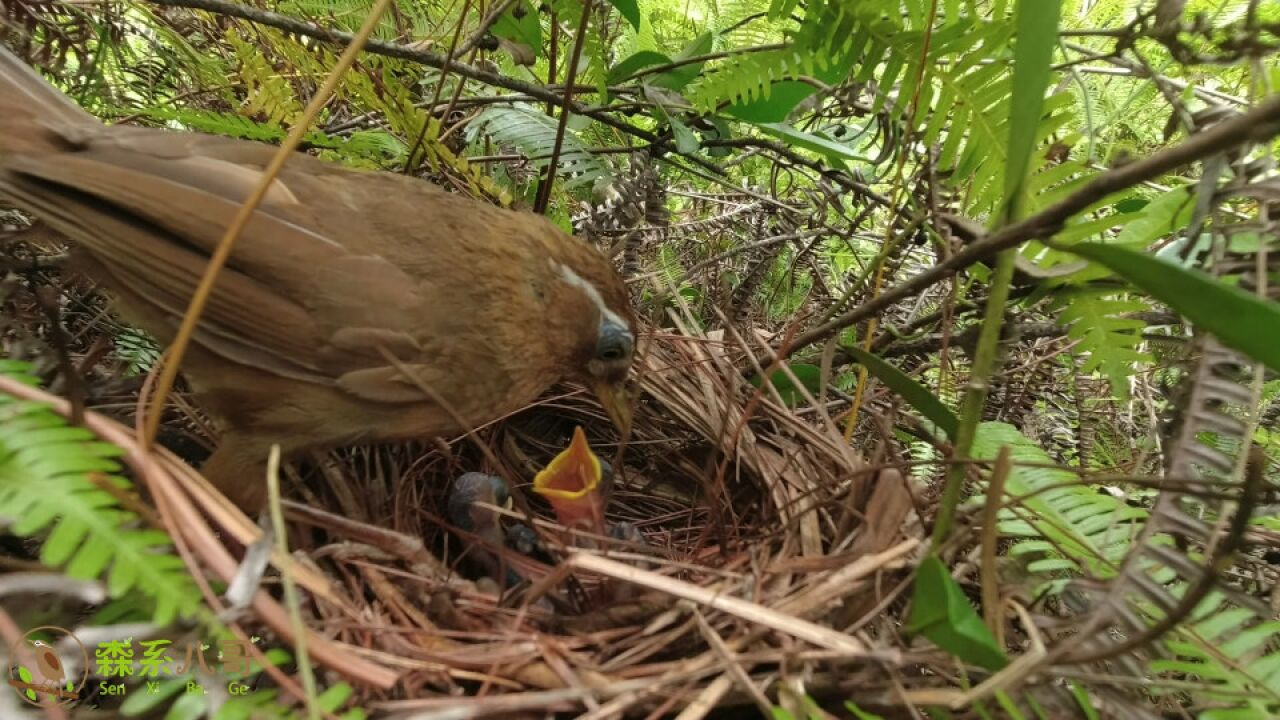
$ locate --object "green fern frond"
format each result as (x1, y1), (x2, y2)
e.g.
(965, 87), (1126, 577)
(976, 423), (1280, 713)
(114, 329), (162, 377)
(128, 106), (406, 165)
(692, 0), (1078, 214)
(1052, 290), (1152, 398)
(971, 422), (1147, 586)
(1150, 623), (1280, 716)
(467, 106), (612, 190)
(135, 106), (288, 142)
(690, 0), (857, 113)
(334, 70), (509, 202)
(0, 361), (204, 626)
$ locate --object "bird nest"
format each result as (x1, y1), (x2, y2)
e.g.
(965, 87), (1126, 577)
(0, 256), (937, 716)
(243, 328), (932, 717)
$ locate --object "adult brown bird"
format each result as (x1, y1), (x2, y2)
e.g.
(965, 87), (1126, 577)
(0, 48), (636, 511)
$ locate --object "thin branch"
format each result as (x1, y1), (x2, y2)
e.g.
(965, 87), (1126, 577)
(143, 0), (659, 146)
(533, 0), (594, 213)
(769, 92), (1280, 362)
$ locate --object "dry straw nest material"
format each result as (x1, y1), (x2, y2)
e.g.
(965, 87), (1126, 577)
(269, 328), (932, 717)
(0, 257), (982, 716)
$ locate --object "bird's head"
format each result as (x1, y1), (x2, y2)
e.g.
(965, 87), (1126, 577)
(542, 240), (637, 436)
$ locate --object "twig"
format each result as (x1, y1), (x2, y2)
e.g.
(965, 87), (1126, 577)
(0, 376), (400, 691)
(266, 446), (320, 720)
(566, 551), (884, 657)
(770, 92), (1280, 362)
(979, 448), (1011, 638)
(142, 0), (665, 150)
(533, 0), (594, 213)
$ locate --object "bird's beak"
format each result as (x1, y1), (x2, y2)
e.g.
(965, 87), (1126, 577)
(532, 426), (606, 533)
(592, 380), (633, 437)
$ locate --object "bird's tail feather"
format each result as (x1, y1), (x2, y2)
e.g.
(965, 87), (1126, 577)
(0, 46), (98, 154)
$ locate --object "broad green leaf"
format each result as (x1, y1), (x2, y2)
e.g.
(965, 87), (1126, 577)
(603, 0), (641, 31)
(841, 345), (959, 440)
(726, 81), (818, 123)
(767, 0), (800, 20)
(670, 116), (699, 154)
(317, 682), (355, 711)
(1112, 187), (1194, 248)
(704, 117), (733, 156)
(1065, 243), (1280, 374)
(490, 2), (542, 53)
(1114, 197), (1149, 213)
(164, 692), (208, 720)
(906, 555), (1008, 671)
(651, 32), (714, 91)
(608, 50), (672, 84)
(750, 363), (822, 407)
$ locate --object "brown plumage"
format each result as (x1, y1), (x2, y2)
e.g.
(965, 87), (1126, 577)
(30, 641), (63, 684)
(0, 49), (636, 511)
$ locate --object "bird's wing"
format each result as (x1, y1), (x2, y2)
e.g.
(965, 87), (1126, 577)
(1, 127), (433, 390)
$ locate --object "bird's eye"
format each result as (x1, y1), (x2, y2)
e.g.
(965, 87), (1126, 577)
(596, 319), (633, 364)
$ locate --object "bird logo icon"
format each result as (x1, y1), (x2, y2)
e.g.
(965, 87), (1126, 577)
(29, 640), (65, 686)
(6, 626), (89, 707)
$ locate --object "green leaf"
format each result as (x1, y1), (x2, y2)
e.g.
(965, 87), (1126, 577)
(725, 81), (818, 123)
(17, 665), (37, 701)
(845, 700), (887, 719)
(1111, 187), (1194, 248)
(164, 692), (208, 720)
(1052, 290), (1150, 398)
(767, 0), (800, 21)
(906, 555), (1008, 671)
(841, 345), (959, 440)
(121, 678), (187, 715)
(0, 366), (205, 626)
(651, 32), (714, 91)
(608, 50), (672, 84)
(750, 363), (822, 407)
(603, 0), (641, 31)
(670, 116), (699, 154)
(1002, 0), (1061, 219)
(973, 422), (1147, 581)
(755, 123), (872, 169)
(468, 106), (610, 189)
(490, 2), (542, 54)
(644, 86), (699, 154)
(1113, 197), (1149, 214)
(317, 682), (355, 712)
(1065, 243), (1280, 374)
(1069, 681), (1100, 720)
(703, 117), (733, 156)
